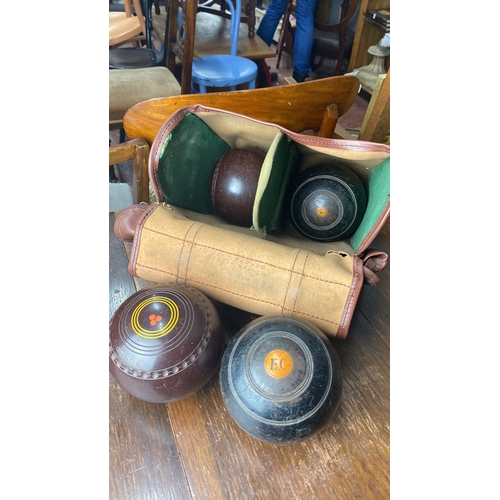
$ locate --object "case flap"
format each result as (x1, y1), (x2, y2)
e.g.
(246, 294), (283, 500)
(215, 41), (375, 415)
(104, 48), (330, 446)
(350, 157), (390, 253)
(151, 112), (231, 213)
(253, 132), (300, 235)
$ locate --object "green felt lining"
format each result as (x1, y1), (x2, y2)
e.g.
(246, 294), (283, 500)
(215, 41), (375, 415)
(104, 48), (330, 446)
(154, 112), (389, 252)
(349, 158), (390, 252)
(157, 113), (230, 214)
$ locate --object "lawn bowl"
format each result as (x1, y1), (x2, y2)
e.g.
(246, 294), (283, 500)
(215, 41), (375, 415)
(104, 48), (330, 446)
(109, 284), (225, 403)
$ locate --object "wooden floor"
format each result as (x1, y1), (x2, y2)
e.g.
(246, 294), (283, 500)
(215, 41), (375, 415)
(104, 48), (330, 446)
(109, 212), (390, 500)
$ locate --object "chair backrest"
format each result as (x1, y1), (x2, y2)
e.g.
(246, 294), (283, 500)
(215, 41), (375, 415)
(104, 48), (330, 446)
(130, 0), (148, 37)
(314, 0), (358, 35)
(310, 0), (360, 75)
(197, 0), (257, 37)
(276, 0), (359, 76)
(224, 0), (240, 56)
(109, 0), (148, 47)
(193, 0), (242, 56)
(123, 75), (359, 144)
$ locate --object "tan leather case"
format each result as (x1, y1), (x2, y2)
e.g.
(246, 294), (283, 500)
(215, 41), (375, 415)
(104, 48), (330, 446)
(115, 105), (390, 339)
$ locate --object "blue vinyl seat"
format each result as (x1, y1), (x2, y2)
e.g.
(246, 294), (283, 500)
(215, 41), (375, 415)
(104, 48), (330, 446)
(191, 0), (258, 93)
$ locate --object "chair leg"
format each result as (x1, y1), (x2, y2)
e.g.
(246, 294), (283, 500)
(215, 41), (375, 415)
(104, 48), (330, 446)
(109, 164), (119, 182)
(317, 103), (338, 138)
(310, 53), (323, 72)
(246, 0), (256, 38)
(275, 0), (294, 70)
(256, 60), (271, 88)
(334, 51), (345, 76)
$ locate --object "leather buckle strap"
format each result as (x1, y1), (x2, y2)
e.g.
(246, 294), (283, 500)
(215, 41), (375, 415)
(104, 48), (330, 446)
(360, 249), (388, 286)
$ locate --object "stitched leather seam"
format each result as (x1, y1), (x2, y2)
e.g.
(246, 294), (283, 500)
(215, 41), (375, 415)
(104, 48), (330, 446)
(291, 252), (309, 314)
(342, 262), (360, 325)
(142, 226), (351, 288)
(175, 221), (198, 283)
(135, 263), (341, 328)
(197, 107), (390, 154)
(114, 205), (135, 240)
(292, 136), (388, 151)
(151, 110), (188, 201)
(282, 250), (300, 314)
(357, 199), (390, 254)
(337, 257), (363, 337)
(128, 204), (158, 276)
(183, 224), (204, 284)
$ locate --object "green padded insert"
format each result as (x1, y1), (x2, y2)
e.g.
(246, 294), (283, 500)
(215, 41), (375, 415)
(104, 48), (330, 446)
(349, 157), (390, 252)
(157, 113), (231, 214)
(253, 133), (300, 235)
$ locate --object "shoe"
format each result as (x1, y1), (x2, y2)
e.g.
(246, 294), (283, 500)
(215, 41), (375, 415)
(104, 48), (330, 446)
(271, 71), (278, 82)
(292, 71), (309, 83)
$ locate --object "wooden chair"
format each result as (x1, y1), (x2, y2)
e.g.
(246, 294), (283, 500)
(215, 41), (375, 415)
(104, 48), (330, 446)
(151, 0), (275, 93)
(109, 0), (148, 48)
(109, 138), (151, 206)
(276, 0), (359, 76)
(358, 68), (390, 143)
(109, 0), (164, 69)
(122, 74), (359, 144)
(279, 72), (390, 145)
(190, 0), (259, 92)
(109, 1), (182, 141)
(310, 0), (359, 75)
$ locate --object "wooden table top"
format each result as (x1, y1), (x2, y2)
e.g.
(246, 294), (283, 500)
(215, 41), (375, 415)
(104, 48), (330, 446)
(193, 13), (275, 60)
(109, 212), (390, 500)
(151, 9), (275, 60)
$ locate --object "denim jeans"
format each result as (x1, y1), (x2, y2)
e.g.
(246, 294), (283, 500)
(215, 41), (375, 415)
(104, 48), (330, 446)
(257, 0), (317, 75)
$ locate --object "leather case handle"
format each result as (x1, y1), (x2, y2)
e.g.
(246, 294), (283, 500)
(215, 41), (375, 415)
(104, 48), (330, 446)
(359, 249), (388, 286)
(113, 203), (149, 242)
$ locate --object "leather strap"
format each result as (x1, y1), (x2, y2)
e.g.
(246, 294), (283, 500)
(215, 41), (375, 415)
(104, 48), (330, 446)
(360, 249), (388, 286)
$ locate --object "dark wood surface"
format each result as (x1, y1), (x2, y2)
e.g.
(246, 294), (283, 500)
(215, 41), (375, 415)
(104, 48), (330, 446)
(109, 212), (390, 500)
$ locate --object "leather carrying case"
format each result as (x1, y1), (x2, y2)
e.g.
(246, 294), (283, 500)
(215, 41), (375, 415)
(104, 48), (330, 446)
(114, 105), (390, 339)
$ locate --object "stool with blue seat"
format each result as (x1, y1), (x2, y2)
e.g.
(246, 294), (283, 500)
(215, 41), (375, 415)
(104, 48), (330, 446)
(191, 0), (259, 93)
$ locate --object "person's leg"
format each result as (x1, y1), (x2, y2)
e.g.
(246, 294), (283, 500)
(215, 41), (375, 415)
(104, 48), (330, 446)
(292, 0), (317, 79)
(256, 0), (289, 46)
